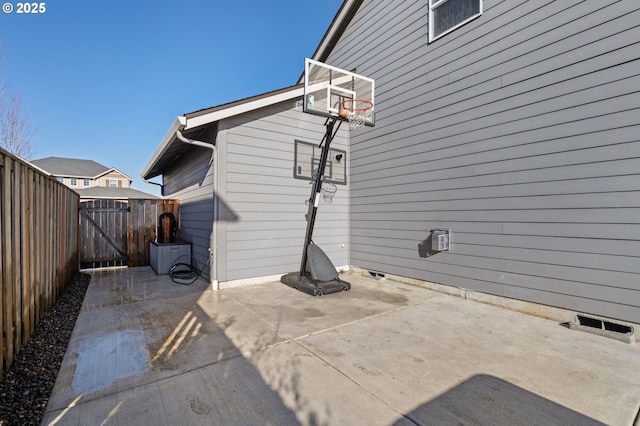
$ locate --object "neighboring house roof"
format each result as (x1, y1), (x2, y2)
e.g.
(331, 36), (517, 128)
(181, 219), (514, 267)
(95, 167), (133, 182)
(23, 158), (53, 176)
(31, 157), (108, 177)
(31, 156), (132, 181)
(75, 186), (159, 200)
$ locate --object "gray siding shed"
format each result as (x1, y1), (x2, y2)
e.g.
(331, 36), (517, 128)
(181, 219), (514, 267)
(323, 0), (640, 322)
(161, 99), (349, 285)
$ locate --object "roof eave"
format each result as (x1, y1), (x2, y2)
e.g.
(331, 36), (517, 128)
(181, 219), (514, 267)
(297, 0), (364, 83)
(142, 85), (304, 181)
(141, 116), (186, 180)
(184, 85), (303, 130)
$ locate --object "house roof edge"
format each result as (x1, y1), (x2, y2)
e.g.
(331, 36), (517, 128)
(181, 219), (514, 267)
(298, 0), (365, 83)
(141, 116), (186, 180)
(183, 84), (303, 130)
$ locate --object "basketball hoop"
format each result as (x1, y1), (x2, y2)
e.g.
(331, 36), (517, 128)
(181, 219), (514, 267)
(340, 99), (373, 130)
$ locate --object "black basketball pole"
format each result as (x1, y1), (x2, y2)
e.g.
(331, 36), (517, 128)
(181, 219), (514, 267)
(281, 116), (350, 296)
(299, 117), (341, 275)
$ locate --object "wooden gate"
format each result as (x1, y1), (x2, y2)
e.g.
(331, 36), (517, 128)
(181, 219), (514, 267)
(79, 199), (129, 269)
(79, 198), (179, 269)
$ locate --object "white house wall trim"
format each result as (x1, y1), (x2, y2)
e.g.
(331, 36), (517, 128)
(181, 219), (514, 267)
(144, 87), (305, 180)
(95, 167), (133, 182)
(184, 87), (304, 130)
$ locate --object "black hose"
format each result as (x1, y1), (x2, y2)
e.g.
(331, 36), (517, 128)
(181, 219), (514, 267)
(169, 254), (211, 285)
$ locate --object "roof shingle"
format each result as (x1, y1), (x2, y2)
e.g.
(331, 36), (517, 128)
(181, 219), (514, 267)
(30, 157), (110, 178)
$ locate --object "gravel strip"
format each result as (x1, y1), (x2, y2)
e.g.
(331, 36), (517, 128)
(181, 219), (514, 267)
(0, 273), (91, 426)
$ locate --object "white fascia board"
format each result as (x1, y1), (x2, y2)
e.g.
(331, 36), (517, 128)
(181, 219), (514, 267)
(95, 167), (133, 182)
(184, 87), (303, 130)
(311, 10), (343, 62)
(141, 116), (186, 179)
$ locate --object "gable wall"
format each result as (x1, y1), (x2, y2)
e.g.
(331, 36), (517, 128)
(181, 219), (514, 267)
(164, 101), (349, 284)
(325, 0), (640, 322)
(218, 101), (349, 282)
(162, 144), (216, 278)
(97, 171), (131, 188)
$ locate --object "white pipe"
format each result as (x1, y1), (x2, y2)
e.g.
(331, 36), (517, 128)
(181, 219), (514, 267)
(175, 130), (219, 291)
(175, 130), (215, 151)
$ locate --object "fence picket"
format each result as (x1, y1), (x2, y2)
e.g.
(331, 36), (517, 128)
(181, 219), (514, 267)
(0, 149), (79, 379)
(1, 147), (176, 378)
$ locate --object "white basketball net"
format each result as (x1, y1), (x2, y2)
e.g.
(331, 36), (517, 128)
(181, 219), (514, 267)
(347, 111), (369, 130)
(342, 99), (373, 130)
(321, 182), (337, 203)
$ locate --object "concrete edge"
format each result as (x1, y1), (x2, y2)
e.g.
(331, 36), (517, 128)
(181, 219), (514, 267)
(349, 267), (640, 343)
(216, 266), (352, 290)
(217, 273), (285, 290)
(209, 266), (639, 343)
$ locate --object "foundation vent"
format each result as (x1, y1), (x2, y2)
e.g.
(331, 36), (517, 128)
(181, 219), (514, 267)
(568, 314), (635, 344)
(367, 271), (385, 279)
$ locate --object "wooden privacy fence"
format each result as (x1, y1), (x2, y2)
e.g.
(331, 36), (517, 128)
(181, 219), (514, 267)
(79, 198), (178, 269)
(79, 199), (129, 269)
(0, 149), (79, 379)
(129, 198), (179, 266)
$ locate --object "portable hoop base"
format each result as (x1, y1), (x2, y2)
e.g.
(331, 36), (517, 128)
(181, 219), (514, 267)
(281, 240), (351, 296)
(281, 118), (351, 297)
(281, 272), (350, 296)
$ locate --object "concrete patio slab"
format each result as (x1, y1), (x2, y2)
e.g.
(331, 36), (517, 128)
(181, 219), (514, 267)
(45, 351), (300, 425)
(42, 267), (640, 425)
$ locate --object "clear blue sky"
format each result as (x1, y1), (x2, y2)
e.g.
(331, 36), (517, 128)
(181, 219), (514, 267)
(0, 0), (343, 195)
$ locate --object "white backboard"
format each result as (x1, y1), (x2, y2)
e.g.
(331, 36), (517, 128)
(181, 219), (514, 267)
(303, 58), (375, 127)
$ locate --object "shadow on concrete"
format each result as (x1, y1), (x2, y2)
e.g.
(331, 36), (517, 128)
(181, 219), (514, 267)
(394, 374), (605, 426)
(42, 268), (298, 425)
(44, 269), (637, 425)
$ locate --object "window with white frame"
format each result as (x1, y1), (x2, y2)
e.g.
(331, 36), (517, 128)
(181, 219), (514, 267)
(70, 178), (77, 185)
(83, 178), (90, 186)
(109, 179), (119, 187)
(429, 0), (482, 42)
